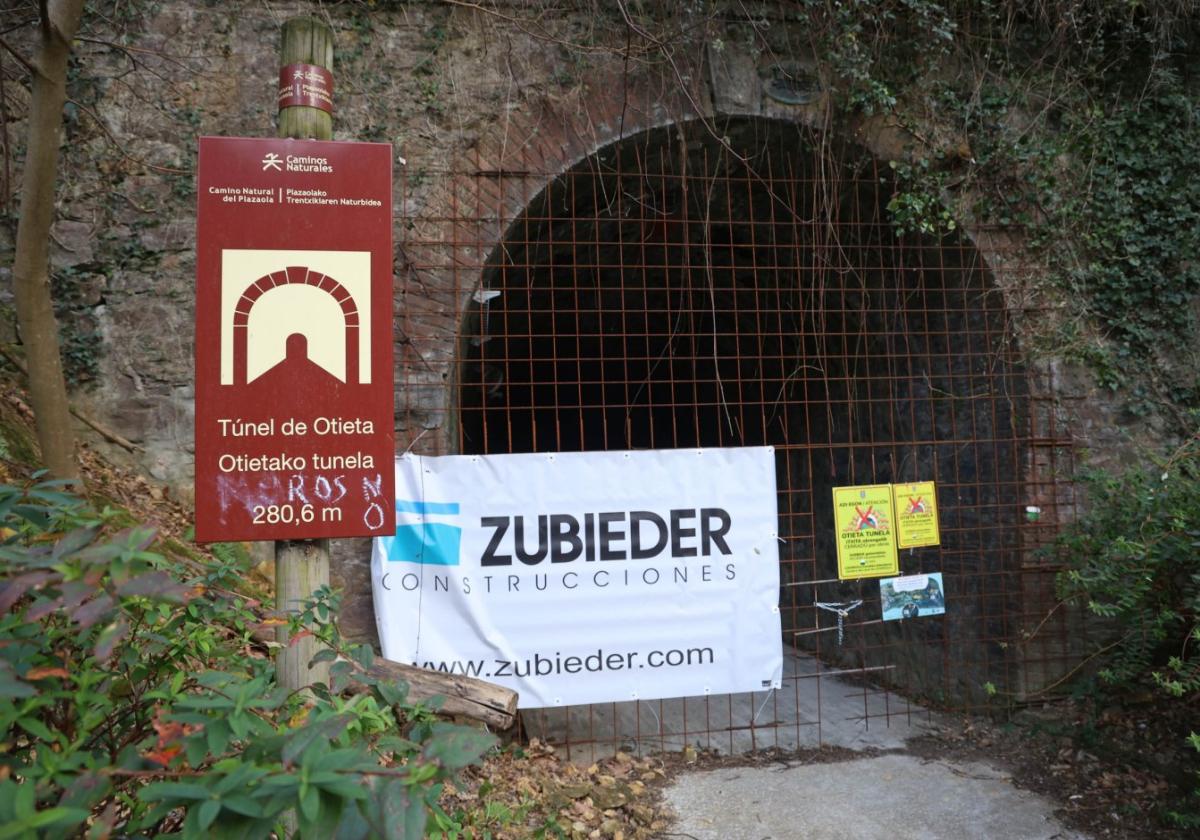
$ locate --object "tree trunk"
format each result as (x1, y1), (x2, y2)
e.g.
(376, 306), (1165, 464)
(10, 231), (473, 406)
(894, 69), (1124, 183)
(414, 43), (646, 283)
(11, 0), (85, 483)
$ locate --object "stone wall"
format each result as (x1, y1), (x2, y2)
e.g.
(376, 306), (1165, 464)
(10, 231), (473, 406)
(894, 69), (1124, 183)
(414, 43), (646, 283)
(1, 2), (1135, 687)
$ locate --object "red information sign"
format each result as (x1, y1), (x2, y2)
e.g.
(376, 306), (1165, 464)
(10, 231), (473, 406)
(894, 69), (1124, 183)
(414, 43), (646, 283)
(194, 137), (395, 542)
(278, 63), (334, 113)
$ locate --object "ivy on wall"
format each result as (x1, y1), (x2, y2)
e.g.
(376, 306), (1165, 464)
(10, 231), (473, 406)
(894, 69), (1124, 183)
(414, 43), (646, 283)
(1062, 89), (1200, 405)
(783, 0), (1200, 422)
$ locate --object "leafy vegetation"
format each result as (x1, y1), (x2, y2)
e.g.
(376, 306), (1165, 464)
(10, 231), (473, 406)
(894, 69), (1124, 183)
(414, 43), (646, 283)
(0, 478), (495, 838)
(7, 0), (1200, 834)
(761, 1), (1200, 420)
(1056, 436), (1200, 824)
(1056, 88), (1200, 410)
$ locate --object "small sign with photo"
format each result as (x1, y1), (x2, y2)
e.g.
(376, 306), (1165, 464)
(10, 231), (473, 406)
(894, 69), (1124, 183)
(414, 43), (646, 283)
(880, 572), (946, 621)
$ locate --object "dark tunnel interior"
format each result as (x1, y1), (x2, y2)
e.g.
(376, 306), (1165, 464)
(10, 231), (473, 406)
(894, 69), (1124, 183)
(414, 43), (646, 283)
(455, 117), (1031, 702)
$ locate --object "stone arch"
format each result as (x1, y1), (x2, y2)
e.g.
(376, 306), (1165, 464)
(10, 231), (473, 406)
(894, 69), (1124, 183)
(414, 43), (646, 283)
(232, 265), (361, 385)
(394, 67), (1012, 451)
(394, 71), (711, 443)
(451, 113), (1033, 707)
(374, 69), (1075, 723)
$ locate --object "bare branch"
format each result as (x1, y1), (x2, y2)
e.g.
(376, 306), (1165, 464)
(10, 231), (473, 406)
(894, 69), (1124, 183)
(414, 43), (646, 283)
(75, 35), (197, 74)
(0, 18), (38, 37)
(0, 33), (37, 76)
(67, 96), (189, 175)
(0, 343), (144, 453)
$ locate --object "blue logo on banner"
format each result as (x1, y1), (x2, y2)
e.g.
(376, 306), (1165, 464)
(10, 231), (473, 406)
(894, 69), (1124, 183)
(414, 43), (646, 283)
(385, 501), (462, 565)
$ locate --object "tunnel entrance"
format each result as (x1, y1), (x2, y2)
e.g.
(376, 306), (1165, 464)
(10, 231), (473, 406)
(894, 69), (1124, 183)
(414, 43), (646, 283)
(444, 116), (1053, 756)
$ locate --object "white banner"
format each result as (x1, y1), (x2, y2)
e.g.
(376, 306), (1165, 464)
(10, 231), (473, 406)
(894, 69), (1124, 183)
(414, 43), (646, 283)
(371, 447), (783, 708)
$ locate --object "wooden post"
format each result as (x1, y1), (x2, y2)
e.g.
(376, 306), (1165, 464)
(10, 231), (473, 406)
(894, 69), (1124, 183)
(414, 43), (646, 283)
(278, 18), (333, 141)
(267, 17), (519, 730)
(275, 17), (334, 693)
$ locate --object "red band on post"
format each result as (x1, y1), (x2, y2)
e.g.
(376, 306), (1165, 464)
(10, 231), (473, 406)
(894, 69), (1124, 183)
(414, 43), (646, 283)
(278, 63), (334, 114)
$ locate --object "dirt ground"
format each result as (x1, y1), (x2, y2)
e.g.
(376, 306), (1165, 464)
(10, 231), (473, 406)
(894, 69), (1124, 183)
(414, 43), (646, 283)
(902, 703), (1198, 839)
(435, 697), (1197, 839)
(652, 701), (1197, 840)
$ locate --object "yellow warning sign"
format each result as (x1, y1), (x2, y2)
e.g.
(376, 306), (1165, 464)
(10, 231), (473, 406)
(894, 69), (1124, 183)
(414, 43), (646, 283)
(894, 481), (940, 549)
(832, 484), (899, 580)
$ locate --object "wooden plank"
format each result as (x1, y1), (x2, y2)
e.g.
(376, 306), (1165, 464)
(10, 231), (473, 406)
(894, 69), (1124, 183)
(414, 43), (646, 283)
(364, 658), (519, 731)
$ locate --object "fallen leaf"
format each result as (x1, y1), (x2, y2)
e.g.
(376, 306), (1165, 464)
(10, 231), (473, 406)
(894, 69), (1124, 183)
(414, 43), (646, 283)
(143, 745), (183, 767)
(24, 666), (69, 680)
(288, 629), (314, 647)
(559, 782), (591, 800)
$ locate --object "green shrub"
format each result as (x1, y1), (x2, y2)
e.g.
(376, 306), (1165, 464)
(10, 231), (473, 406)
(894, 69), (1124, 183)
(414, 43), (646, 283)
(1057, 437), (1200, 692)
(1056, 435), (1200, 822)
(0, 479), (495, 838)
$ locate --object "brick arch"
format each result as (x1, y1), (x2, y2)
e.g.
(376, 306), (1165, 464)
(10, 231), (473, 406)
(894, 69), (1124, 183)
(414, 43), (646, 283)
(394, 62), (1037, 458)
(397, 67), (704, 452)
(444, 109), (1061, 728)
(232, 265), (361, 386)
(353, 60), (1083, 723)
(397, 61), (918, 451)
